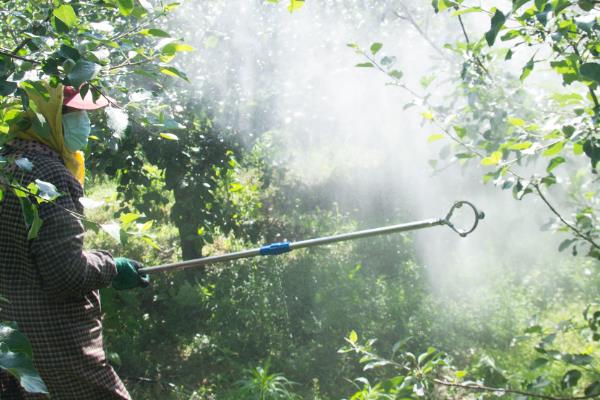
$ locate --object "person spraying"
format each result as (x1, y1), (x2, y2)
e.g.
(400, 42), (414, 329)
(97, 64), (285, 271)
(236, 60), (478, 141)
(0, 82), (148, 399)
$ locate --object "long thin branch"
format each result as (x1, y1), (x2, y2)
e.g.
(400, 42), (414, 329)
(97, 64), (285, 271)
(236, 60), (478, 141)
(394, 4), (449, 61)
(361, 52), (424, 99)
(457, 15), (492, 79)
(533, 183), (600, 250)
(11, 38), (31, 55)
(108, 57), (154, 71)
(434, 379), (598, 400)
(568, 38), (600, 113)
(0, 49), (40, 64)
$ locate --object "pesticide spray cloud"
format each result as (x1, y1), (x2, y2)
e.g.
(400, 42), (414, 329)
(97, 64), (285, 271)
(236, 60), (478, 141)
(167, 0), (578, 332)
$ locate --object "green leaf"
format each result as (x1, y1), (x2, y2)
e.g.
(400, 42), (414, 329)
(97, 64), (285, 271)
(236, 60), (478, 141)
(481, 151), (502, 166)
(288, 0), (305, 12)
(119, 212), (141, 227)
(485, 9), (506, 46)
(160, 132), (179, 140)
(142, 236), (160, 250)
(388, 70), (403, 79)
(17, 196), (43, 240)
(427, 134), (445, 143)
(139, 28), (171, 38)
(348, 330), (358, 343)
(0, 80), (17, 96)
(432, 0), (457, 12)
(580, 63), (600, 83)
(27, 213), (43, 241)
(454, 125), (467, 138)
(525, 325), (543, 334)
(513, 0), (530, 11)
(452, 7), (483, 16)
(159, 67), (189, 81)
(568, 354), (594, 366)
(160, 42), (194, 62)
(520, 57), (535, 81)
(554, 0), (572, 13)
(355, 63), (374, 68)
(67, 60), (100, 88)
(53, 5), (78, 28)
(82, 219), (100, 233)
(585, 381), (600, 397)
(380, 56), (396, 66)
(542, 141), (564, 156)
(0, 351), (47, 394)
(530, 358), (549, 369)
(578, 0), (596, 11)
(0, 323), (32, 357)
(561, 369), (582, 389)
(559, 238), (576, 252)
(117, 0), (135, 16)
(34, 179), (60, 201)
(507, 117), (526, 127)
(421, 111), (434, 120)
(546, 156), (565, 173)
(513, 178), (533, 199)
(508, 142), (532, 150)
(501, 30), (521, 41)
(164, 2), (181, 12)
(370, 42), (383, 55)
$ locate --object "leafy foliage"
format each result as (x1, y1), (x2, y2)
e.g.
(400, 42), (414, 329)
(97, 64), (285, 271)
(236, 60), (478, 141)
(354, 0), (600, 260)
(0, 322), (47, 394)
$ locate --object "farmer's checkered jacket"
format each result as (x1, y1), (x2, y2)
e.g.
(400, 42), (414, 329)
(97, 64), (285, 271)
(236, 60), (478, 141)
(0, 139), (131, 399)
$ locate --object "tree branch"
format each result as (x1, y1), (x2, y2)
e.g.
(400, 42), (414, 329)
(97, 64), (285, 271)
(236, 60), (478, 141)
(394, 3), (450, 61)
(0, 49), (40, 64)
(457, 15), (492, 79)
(434, 379), (598, 400)
(108, 57), (154, 71)
(532, 183), (600, 251)
(11, 38), (31, 55)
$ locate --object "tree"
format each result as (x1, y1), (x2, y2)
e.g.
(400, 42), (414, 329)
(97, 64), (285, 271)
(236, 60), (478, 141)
(344, 1), (600, 398)
(353, 0), (599, 260)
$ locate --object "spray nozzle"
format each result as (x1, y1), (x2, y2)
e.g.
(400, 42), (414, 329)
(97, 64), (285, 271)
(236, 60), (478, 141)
(443, 201), (485, 237)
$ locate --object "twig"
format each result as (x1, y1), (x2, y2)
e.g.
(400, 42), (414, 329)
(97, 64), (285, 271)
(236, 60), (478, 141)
(394, 4), (449, 61)
(0, 49), (40, 64)
(533, 183), (600, 251)
(108, 57), (154, 71)
(434, 379), (599, 400)
(362, 52), (424, 99)
(11, 38), (31, 55)
(567, 38), (600, 114)
(457, 15), (492, 79)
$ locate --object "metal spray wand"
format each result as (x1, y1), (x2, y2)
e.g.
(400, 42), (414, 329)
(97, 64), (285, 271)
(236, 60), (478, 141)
(139, 201), (485, 274)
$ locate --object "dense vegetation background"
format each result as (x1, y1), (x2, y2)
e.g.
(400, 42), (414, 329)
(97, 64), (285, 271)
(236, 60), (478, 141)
(0, 0), (599, 399)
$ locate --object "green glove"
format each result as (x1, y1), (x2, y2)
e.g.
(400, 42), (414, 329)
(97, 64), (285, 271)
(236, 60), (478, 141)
(112, 257), (150, 290)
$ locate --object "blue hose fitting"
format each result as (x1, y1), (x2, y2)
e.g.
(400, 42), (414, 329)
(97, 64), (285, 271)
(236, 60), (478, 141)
(259, 242), (292, 256)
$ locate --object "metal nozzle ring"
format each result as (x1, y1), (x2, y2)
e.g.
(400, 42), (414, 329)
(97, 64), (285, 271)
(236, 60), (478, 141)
(443, 200), (485, 237)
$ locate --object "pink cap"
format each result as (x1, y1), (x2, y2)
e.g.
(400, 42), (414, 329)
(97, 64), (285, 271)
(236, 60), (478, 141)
(63, 86), (115, 110)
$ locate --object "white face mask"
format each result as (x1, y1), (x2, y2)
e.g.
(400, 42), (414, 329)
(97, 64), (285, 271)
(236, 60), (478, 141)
(62, 111), (91, 152)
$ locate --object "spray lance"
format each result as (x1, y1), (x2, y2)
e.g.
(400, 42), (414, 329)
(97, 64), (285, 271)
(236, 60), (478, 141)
(139, 201), (485, 275)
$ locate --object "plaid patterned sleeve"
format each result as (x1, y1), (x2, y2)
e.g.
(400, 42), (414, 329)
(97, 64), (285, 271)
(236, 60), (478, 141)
(29, 160), (117, 300)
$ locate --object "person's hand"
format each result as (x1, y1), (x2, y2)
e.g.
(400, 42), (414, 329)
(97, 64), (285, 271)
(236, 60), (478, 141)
(112, 258), (150, 290)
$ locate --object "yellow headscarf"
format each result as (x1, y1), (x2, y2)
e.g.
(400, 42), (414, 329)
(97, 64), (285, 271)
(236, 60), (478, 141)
(9, 81), (85, 185)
